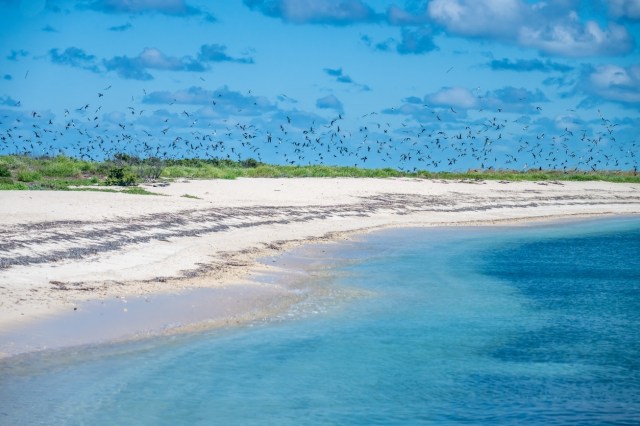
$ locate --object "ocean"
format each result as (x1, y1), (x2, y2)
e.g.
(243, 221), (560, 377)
(1, 217), (639, 425)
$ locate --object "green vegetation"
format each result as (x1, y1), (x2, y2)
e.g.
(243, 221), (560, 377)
(120, 187), (163, 196)
(0, 180), (28, 190)
(0, 164), (11, 178)
(181, 194), (202, 199)
(0, 154), (638, 194)
(105, 166), (138, 186)
(160, 160), (640, 182)
(16, 170), (42, 182)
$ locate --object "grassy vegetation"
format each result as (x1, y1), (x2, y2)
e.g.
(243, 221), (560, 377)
(0, 154), (638, 193)
(423, 170), (640, 183)
(181, 193), (202, 199)
(160, 160), (640, 183)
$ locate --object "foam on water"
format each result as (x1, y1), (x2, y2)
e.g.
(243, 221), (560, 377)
(1, 217), (639, 425)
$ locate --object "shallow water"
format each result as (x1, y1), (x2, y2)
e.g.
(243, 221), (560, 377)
(1, 217), (639, 425)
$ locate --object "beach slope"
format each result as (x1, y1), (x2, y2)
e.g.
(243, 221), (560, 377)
(1, 178), (639, 342)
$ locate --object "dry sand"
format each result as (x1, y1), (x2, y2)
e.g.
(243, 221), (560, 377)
(1, 178), (640, 355)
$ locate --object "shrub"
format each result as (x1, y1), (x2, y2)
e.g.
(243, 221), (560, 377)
(241, 158), (259, 168)
(0, 164), (10, 178)
(112, 153), (140, 166)
(79, 162), (95, 172)
(40, 160), (80, 178)
(105, 166), (138, 186)
(137, 157), (165, 181)
(16, 170), (42, 182)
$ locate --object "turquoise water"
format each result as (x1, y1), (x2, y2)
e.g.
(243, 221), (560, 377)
(1, 218), (640, 425)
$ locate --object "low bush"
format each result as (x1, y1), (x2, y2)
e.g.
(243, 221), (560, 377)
(40, 159), (81, 178)
(136, 157), (165, 181)
(0, 180), (28, 190)
(105, 167), (138, 186)
(240, 158), (260, 168)
(16, 170), (42, 182)
(0, 164), (10, 178)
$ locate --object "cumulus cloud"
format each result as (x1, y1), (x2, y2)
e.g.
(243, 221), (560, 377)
(353, 0), (639, 57)
(48, 44), (253, 80)
(382, 102), (428, 116)
(542, 74), (576, 89)
(489, 58), (573, 73)
(360, 34), (395, 52)
(197, 44), (254, 64)
(361, 28), (437, 55)
(402, 96), (423, 104)
(6, 49), (28, 61)
(426, 86), (478, 109)
(608, 0), (640, 21)
(316, 94), (344, 112)
(387, 0), (636, 57)
(102, 59), (149, 80)
(553, 114), (584, 133)
(396, 27), (437, 54)
(386, 4), (429, 26)
(103, 47), (204, 80)
(142, 86), (276, 115)
(49, 47), (101, 73)
(243, 0), (380, 25)
(480, 86), (549, 113)
(389, 85), (548, 119)
(89, 0), (202, 16)
(144, 86), (222, 104)
(518, 20), (633, 57)
(381, 101), (459, 123)
(322, 67), (370, 90)
(579, 64), (640, 107)
(428, 0), (525, 39)
(0, 95), (20, 106)
(136, 48), (197, 70)
(100, 45), (253, 80)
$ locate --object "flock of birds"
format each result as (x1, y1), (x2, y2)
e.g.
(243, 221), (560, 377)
(0, 84), (637, 174)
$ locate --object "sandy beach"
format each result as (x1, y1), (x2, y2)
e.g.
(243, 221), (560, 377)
(1, 178), (640, 355)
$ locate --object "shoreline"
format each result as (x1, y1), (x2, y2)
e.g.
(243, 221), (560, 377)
(1, 178), (640, 357)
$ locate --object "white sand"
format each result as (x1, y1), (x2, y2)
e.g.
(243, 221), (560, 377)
(1, 178), (639, 354)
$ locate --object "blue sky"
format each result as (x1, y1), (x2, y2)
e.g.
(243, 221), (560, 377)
(1, 0), (639, 171)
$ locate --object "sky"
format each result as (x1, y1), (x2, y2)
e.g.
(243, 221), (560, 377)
(0, 0), (639, 172)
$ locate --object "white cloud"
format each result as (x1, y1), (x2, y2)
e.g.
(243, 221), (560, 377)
(316, 94), (344, 112)
(426, 0), (634, 56)
(582, 64), (640, 105)
(283, 0), (371, 22)
(479, 86), (549, 113)
(608, 0), (640, 20)
(518, 20), (633, 57)
(426, 87), (478, 109)
(245, 0), (379, 25)
(386, 4), (429, 25)
(554, 114), (583, 132)
(428, 0), (524, 39)
(143, 86), (277, 115)
(138, 48), (185, 70)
